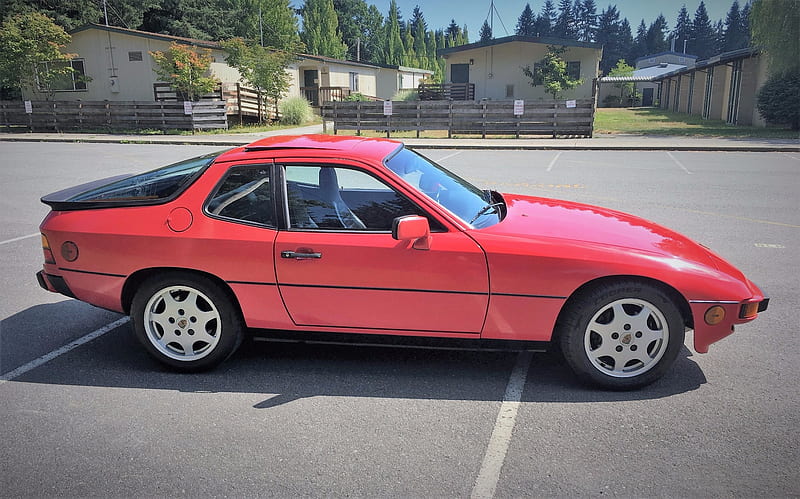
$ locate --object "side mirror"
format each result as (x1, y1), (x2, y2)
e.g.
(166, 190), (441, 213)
(392, 215), (431, 250)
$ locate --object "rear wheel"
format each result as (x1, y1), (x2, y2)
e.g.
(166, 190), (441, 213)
(131, 273), (242, 371)
(558, 281), (685, 390)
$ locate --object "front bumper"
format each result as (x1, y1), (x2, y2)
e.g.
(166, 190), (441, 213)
(36, 270), (76, 298)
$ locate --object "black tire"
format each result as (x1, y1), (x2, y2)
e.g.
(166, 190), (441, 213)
(131, 272), (243, 372)
(557, 281), (685, 390)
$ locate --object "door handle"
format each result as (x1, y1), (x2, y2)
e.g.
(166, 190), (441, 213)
(281, 250), (322, 260)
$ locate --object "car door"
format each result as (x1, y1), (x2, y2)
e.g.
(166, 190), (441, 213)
(274, 162), (489, 334)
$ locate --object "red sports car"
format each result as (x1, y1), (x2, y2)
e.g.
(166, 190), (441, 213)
(36, 135), (767, 389)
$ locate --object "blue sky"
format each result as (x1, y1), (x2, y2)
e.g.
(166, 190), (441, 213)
(373, 1), (738, 35)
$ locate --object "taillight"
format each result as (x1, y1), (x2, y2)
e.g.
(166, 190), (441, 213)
(41, 234), (56, 264)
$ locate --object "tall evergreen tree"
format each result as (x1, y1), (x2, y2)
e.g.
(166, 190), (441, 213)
(630, 19), (648, 62)
(740, 2), (752, 47)
(690, 1), (716, 59)
(553, 0), (576, 39)
(410, 6), (428, 67)
(333, 0), (384, 62)
(575, 0), (597, 42)
(479, 20), (493, 42)
(672, 5), (692, 54)
(383, 0), (404, 65)
(301, 0), (347, 59)
(751, 0), (800, 75)
(516, 3), (536, 36)
(534, 0), (557, 37)
(595, 5), (624, 74)
(645, 14), (669, 54)
(722, 1), (748, 51)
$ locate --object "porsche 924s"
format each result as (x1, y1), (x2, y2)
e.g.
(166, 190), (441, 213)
(36, 135), (768, 389)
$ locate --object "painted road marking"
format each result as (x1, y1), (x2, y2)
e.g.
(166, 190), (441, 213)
(754, 243), (786, 248)
(0, 233), (39, 246)
(471, 351), (533, 499)
(435, 150), (463, 163)
(666, 152), (693, 174)
(0, 317), (130, 383)
(679, 208), (800, 229)
(545, 151), (562, 172)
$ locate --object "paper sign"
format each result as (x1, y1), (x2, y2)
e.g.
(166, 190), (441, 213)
(513, 99), (524, 116)
(383, 100), (393, 116)
(24, 100), (32, 114)
(183, 101), (193, 115)
(566, 99), (577, 108)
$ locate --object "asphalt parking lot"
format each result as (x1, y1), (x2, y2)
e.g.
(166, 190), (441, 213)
(1, 142), (798, 497)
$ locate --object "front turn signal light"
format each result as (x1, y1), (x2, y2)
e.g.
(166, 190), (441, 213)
(739, 302), (759, 319)
(41, 234), (56, 264)
(704, 305), (726, 325)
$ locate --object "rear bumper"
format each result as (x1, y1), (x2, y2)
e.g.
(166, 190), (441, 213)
(36, 270), (76, 298)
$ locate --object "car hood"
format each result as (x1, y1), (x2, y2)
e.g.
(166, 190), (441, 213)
(478, 193), (728, 271)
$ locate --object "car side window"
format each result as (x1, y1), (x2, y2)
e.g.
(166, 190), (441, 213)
(207, 165), (275, 227)
(284, 165), (440, 231)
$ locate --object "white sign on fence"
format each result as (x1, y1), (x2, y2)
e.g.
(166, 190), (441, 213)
(383, 100), (393, 116)
(566, 99), (577, 108)
(513, 99), (524, 116)
(24, 101), (32, 114)
(183, 101), (193, 115)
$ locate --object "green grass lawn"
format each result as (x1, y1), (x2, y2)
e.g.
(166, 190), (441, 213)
(595, 107), (799, 139)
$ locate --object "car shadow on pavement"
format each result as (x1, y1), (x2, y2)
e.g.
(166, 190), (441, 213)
(7, 311), (707, 407)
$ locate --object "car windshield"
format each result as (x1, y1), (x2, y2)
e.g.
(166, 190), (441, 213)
(67, 150), (224, 202)
(385, 147), (502, 228)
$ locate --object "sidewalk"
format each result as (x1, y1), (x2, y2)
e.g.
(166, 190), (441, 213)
(1, 124), (797, 151)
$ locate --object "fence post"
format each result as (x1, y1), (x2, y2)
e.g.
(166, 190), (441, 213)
(236, 83), (243, 126)
(356, 101), (362, 136)
(159, 101), (166, 131)
(416, 102), (420, 138)
(333, 101), (338, 135)
(481, 101), (487, 139)
(448, 101), (453, 139)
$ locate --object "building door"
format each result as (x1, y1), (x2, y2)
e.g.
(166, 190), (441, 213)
(451, 64), (469, 83)
(303, 69), (319, 105)
(642, 88), (654, 106)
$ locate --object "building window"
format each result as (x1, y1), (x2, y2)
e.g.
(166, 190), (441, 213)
(567, 61), (581, 80)
(505, 84), (514, 98)
(128, 51), (143, 62)
(349, 72), (359, 92)
(37, 59), (87, 92)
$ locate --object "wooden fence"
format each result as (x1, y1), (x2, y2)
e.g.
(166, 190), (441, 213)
(321, 99), (595, 138)
(0, 100), (228, 132)
(418, 83), (475, 101)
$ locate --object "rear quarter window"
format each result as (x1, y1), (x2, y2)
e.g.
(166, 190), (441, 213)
(67, 151), (222, 203)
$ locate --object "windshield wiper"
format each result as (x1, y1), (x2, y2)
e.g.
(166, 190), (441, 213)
(469, 202), (503, 224)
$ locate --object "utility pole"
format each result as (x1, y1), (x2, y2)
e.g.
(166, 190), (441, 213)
(259, 6), (264, 46)
(103, 0), (109, 26)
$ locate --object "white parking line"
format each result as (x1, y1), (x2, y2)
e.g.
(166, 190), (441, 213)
(0, 233), (39, 246)
(435, 150), (463, 163)
(0, 317), (130, 384)
(471, 351), (533, 499)
(545, 151), (562, 172)
(666, 152), (693, 174)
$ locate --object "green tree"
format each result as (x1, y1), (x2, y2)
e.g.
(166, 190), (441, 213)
(0, 12), (78, 98)
(645, 14), (669, 55)
(756, 70), (800, 129)
(575, 0), (597, 42)
(534, 0), (557, 37)
(383, 0), (404, 64)
(722, 1), (747, 51)
(1, 0), (101, 30)
(751, 0), (800, 75)
(301, 0), (347, 59)
(150, 42), (217, 100)
(222, 37), (293, 121)
(521, 44), (583, 99)
(411, 6), (428, 67)
(479, 20), (493, 42)
(516, 3), (536, 36)
(334, 0), (384, 62)
(690, 2), (716, 59)
(672, 5), (692, 54)
(553, 0), (576, 39)
(607, 59), (638, 105)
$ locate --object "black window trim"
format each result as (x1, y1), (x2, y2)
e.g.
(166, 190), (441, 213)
(202, 161), (279, 230)
(277, 161), (447, 234)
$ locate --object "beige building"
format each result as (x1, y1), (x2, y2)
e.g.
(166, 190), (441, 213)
(438, 35), (602, 101)
(26, 24), (424, 105)
(654, 47), (768, 126)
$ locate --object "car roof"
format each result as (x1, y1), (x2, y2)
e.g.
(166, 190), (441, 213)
(215, 135), (403, 163)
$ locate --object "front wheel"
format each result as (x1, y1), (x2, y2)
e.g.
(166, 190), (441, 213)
(557, 281), (685, 390)
(131, 273), (242, 372)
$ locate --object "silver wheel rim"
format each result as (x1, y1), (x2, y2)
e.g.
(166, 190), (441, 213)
(144, 285), (221, 361)
(584, 298), (669, 378)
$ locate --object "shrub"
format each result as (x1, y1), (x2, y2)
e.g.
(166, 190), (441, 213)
(756, 70), (800, 129)
(602, 95), (622, 108)
(279, 96), (313, 125)
(344, 92), (369, 101)
(391, 89), (419, 101)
